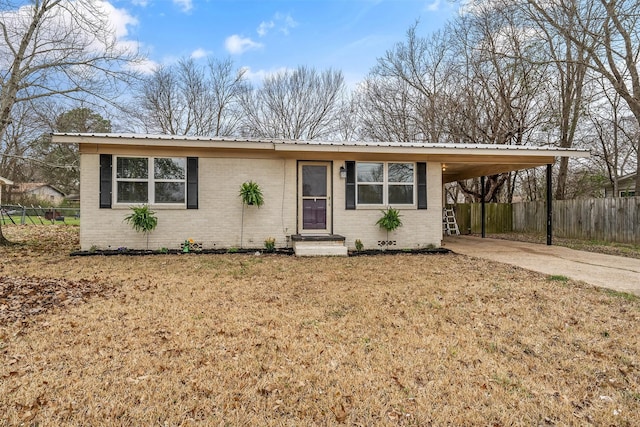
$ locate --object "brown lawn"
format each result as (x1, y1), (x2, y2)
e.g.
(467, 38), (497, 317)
(1, 225), (639, 426)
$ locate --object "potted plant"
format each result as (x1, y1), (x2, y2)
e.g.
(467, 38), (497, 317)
(376, 207), (402, 250)
(239, 181), (264, 207)
(239, 181), (264, 248)
(124, 204), (158, 250)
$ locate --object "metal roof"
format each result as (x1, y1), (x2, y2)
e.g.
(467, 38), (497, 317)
(51, 133), (590, 183)
(51, 132), (588, 153)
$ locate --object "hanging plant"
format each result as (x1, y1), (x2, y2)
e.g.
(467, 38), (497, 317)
(376, 207), (403, 232)
(239, 181), (264, 207)
(124, 204), (158, 249)
(376, 207), (402, 250)
(239, 181), (264, 249)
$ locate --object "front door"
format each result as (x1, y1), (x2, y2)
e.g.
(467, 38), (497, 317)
(298, 162), (331, 234)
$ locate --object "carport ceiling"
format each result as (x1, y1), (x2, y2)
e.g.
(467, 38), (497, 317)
(436, 155), (558, 184)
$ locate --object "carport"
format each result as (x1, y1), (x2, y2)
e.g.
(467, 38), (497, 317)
(437, 145), (589, 245)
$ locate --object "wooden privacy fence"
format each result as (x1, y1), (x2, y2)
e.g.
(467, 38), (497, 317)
(451, 197), (639, 244)
(513, 197), (640, 244)
(450, 203), (513, 234)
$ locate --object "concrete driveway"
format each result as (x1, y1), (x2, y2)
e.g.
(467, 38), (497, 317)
(442, 236), (640, 296)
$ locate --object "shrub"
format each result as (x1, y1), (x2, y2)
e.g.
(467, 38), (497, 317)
(123, 205), (158, 249)
(264, 237), (276, 252)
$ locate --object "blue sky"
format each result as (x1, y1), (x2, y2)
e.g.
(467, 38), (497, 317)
(114, 0), (460, 85)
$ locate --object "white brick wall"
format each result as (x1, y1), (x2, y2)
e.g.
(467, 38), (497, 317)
(79, 152), (443, 251)
(333, 162), (442, 250)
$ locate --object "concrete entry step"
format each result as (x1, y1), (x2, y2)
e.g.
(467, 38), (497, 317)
(291, 234), (348, 257)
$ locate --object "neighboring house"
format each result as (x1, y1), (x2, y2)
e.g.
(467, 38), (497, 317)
(0, 176), (14, 204)
(603, 173), (637, 197)
(51, 133), (588, 253)
(9, 183), (66, 205)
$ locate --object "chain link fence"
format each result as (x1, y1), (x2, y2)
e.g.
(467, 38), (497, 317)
(1, 204), (80, 225)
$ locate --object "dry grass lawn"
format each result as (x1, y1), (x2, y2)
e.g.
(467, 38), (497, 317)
(1, 225), (639, 426)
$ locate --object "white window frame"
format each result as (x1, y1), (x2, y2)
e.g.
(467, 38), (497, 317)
(619, 190), (636, 197)
(114, 156), (187, 206)
(356, 161), (416, 207)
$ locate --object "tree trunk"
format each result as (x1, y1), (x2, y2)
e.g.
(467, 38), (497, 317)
(0, 223), (11, 246)
(555, 158), (568, 200)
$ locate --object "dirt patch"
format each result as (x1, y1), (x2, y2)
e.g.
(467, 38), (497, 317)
(0, 276), (119, 326)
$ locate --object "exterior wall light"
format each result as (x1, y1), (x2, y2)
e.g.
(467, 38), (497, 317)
(339, 165), (347, 179)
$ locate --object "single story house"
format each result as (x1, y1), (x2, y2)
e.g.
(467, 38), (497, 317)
(9, 182), (66, 205)
(52, 133), (589, 254)
(604, 173), (637, 198)
(0, 176), (14, 204)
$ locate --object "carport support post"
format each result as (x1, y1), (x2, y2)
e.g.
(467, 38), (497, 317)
(546, 164), (553, 246)
(480, 175), (486, 238)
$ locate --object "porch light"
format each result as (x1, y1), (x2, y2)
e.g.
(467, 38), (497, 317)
(339, 165), (347, 179)
(442, 164), (447, 172)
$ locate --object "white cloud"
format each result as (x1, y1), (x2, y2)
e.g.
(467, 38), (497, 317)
(425, 0), (441, 12)
(173, 0), (193, 13)
(257, 20), (275, 37)
(128, 58), (159, 75)
(274, 12), (298, 35)
(97, 1), (139, 39)
(225, 35), (263, 55)
(190, 48), (209, 59)
(256, 13), (298, 37)
(241, 66), (291, 86)
(131, 0), (149, 6)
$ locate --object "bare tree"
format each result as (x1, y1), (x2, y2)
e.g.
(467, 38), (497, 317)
(134, 57), (247, 136)
(371, 25), (454, 144)
(136, 63), (187, 134)
(587, 77), (638, 194)
(355, 76), (424, 142)
(0, 101), (44, 183)
(0, 0), (141, 244)
(31, 106), (112, 194)
(447, 7), (548, 202)
(334, 90), (360, 142)
(524, 0), (640, 192)
(524, 9), (593, 199)
(208, 58), (248, 136)
(239, 66), (345, 140)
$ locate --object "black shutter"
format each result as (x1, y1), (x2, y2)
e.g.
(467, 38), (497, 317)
(345, 161), (356, 210)
(99, 154), (112, 208)
(417, 162), (427, 209)
(186, 157), (198, 209)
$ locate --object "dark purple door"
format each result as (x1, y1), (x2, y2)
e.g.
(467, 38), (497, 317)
(301, 164), (329, 231)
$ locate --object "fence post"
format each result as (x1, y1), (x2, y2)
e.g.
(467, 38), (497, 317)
(481, 176), (486, 238)
(21, 205), (26, 225)
(546, 164), (553, 246)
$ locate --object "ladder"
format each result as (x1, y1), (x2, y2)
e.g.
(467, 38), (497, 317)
(442, 207), (460, 236)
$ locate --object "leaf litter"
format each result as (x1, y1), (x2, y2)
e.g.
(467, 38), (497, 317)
(0, 275), (119, 325)
(0, 224), (639, 425)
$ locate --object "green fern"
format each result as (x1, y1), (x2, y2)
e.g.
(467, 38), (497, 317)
(376, 207), (402, 232)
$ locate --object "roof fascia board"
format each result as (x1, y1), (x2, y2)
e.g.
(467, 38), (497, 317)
(52, 134), (274, 151)
(52, 133), (589, 159)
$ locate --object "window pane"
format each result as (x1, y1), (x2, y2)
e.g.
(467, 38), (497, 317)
(302, 165), (327, 197)
(357, 163), (383, 182)
(117, 182), (148, 203)
(389, 185), (414, 204)
(117, 157), (148, 179)
(155, 182), (185, 203)
(388, 163), (413, 183)
(357, 184), (383, 204)
(155, 158), (186, 180)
